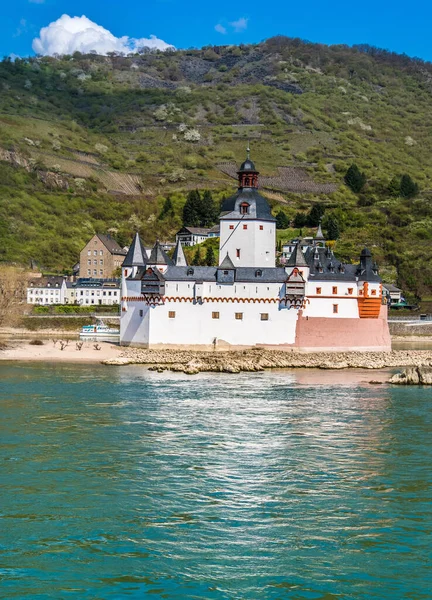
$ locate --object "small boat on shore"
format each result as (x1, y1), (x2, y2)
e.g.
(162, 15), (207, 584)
(80, 319), (120, 339)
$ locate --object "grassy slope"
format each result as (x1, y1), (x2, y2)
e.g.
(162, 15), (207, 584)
(0, 38), (432, 296)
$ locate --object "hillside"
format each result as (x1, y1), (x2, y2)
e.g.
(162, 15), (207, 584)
(1, 37), (432, 297)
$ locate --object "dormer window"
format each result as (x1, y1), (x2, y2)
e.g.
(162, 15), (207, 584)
(255, 269), (262, 277)
(187, 268), (194, 276)
(240, 202), (250, 215)
(223, 270), (229, 276)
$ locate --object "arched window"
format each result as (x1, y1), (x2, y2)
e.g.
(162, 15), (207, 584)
(240, 202), (250, 215)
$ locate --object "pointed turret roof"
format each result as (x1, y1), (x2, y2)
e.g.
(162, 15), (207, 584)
(219, 253), (235, 270)
(149, 241), (174, 266)
(172, 239), (187, 267)
(122, 232), (148, 267)
(286, 242), (309, 267)
(315, 221), (325, 240)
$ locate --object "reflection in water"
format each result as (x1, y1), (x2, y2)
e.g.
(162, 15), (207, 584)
(0, 364), (431, 599)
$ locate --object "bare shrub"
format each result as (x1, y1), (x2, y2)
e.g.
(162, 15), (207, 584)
(29, 339), (44, 346)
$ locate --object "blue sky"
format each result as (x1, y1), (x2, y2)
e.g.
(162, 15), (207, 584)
(3, 0), (432, 60)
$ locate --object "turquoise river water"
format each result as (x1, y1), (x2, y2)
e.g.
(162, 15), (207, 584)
(0, 363), (431, 599)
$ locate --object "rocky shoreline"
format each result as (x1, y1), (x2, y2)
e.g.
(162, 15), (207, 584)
(103, 348), (432, 375)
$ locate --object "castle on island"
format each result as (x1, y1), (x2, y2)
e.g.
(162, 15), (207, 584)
(120, 154), (391, 351)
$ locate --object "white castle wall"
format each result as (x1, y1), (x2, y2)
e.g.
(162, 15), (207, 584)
(121, 299), (299, 348)
(219, 220), (275, 267)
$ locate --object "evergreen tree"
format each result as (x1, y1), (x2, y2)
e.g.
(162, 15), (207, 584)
(192, 245), (202, 265)
(276, 210), (290, 229)
(344, 164), (367, 193)
(326, 216), (340, 240)
(293, 212), (307, 228)
(400, 174), (419, 199)
(205, 245), (215, 266)
(182, 190), (201, 226)
(306, 204), (325, 227)
(200, 190), (218, 226)
(388, 175), (402, 197)
(158, 196), (174, 220)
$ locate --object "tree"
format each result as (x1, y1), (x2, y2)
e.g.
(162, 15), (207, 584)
(276, 210), (290, 229)
(344, 164), (366, 193)
(293, 212), (307, 228)
(183, 190), (201, 226)
(205, 245), (215, 266)
(400, 174), (419, 199)
(159, 196), (174, 220)
(193, 245), (202, 265)
(306, 204), (325, 227)
(326, 216), (340, 240)
(200, 190), (218, 226)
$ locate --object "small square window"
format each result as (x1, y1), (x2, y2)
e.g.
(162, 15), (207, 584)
(243, 224), (248, 230)
(371, 289), (377, 296)
(168, 311), (176, 319)
(259, 225), (263, 231)
(348, 288), (353, 295)
(212, 312), (220, 319)
(229, 225), (234, 230)
(332, 286), (338, 294)
(235, 313), (243, 320)
(236, 249), (240, 258)
(260, 313), (269, 321)
(316, 287), (322, 294)
(333, 304), (338, 314)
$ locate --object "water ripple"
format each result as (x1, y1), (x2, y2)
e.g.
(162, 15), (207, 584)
(0, 364), (431, 599)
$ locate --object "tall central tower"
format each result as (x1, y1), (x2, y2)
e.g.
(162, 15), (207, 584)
(218, 151), (276, 268)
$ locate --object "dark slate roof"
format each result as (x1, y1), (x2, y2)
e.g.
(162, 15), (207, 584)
(172, 239), (187, 267)
(219, 253), (235, 270)
(29, 276), (66, 288)
(220, 188), (275, 222)
(177, 226), (211, 236)
(122, 232), (148, 267)
(238, 158), (257, 172)
(286, 243), (308, 267)
(315, 223), (325, 240)
(162, 266), (288, 283)
(304, 246), (381, 282)
(383, 283), (402, 292)
(75, 278), (120, 288)
(97, 234), (127, 255)
(149, 241), (174, 266)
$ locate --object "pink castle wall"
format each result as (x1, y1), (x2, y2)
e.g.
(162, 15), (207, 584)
(294, 305), (391, 352)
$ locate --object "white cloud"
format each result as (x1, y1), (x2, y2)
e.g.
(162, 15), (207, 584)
(32, 14), (174, 56)
(229, 17), (248, 32)
(215, 23), (227, 34)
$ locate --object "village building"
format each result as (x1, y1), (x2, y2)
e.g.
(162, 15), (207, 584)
(79, 234), (127, 279)
(73, 279), (120, 306)
(27, 276), (67, 305)
(120, 153), (391, 351)
(175, 226), (219, 247)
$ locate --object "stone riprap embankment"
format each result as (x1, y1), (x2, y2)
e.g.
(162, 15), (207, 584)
(103, 349), (432, 375)
(389, 366), (432, 385)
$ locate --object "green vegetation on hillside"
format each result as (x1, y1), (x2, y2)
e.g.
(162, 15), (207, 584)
(1, 37), (432, 297)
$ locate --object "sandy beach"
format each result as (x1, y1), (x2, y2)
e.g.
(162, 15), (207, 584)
(0, 339), (122, 363)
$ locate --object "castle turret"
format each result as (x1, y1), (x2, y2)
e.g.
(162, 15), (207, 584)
(122, 232), (147, 279)
(219, 149), (276, 268)
(172, 239), (187, 267)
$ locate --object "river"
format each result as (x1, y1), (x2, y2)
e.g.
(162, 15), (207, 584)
(0, 364), (430, 599)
